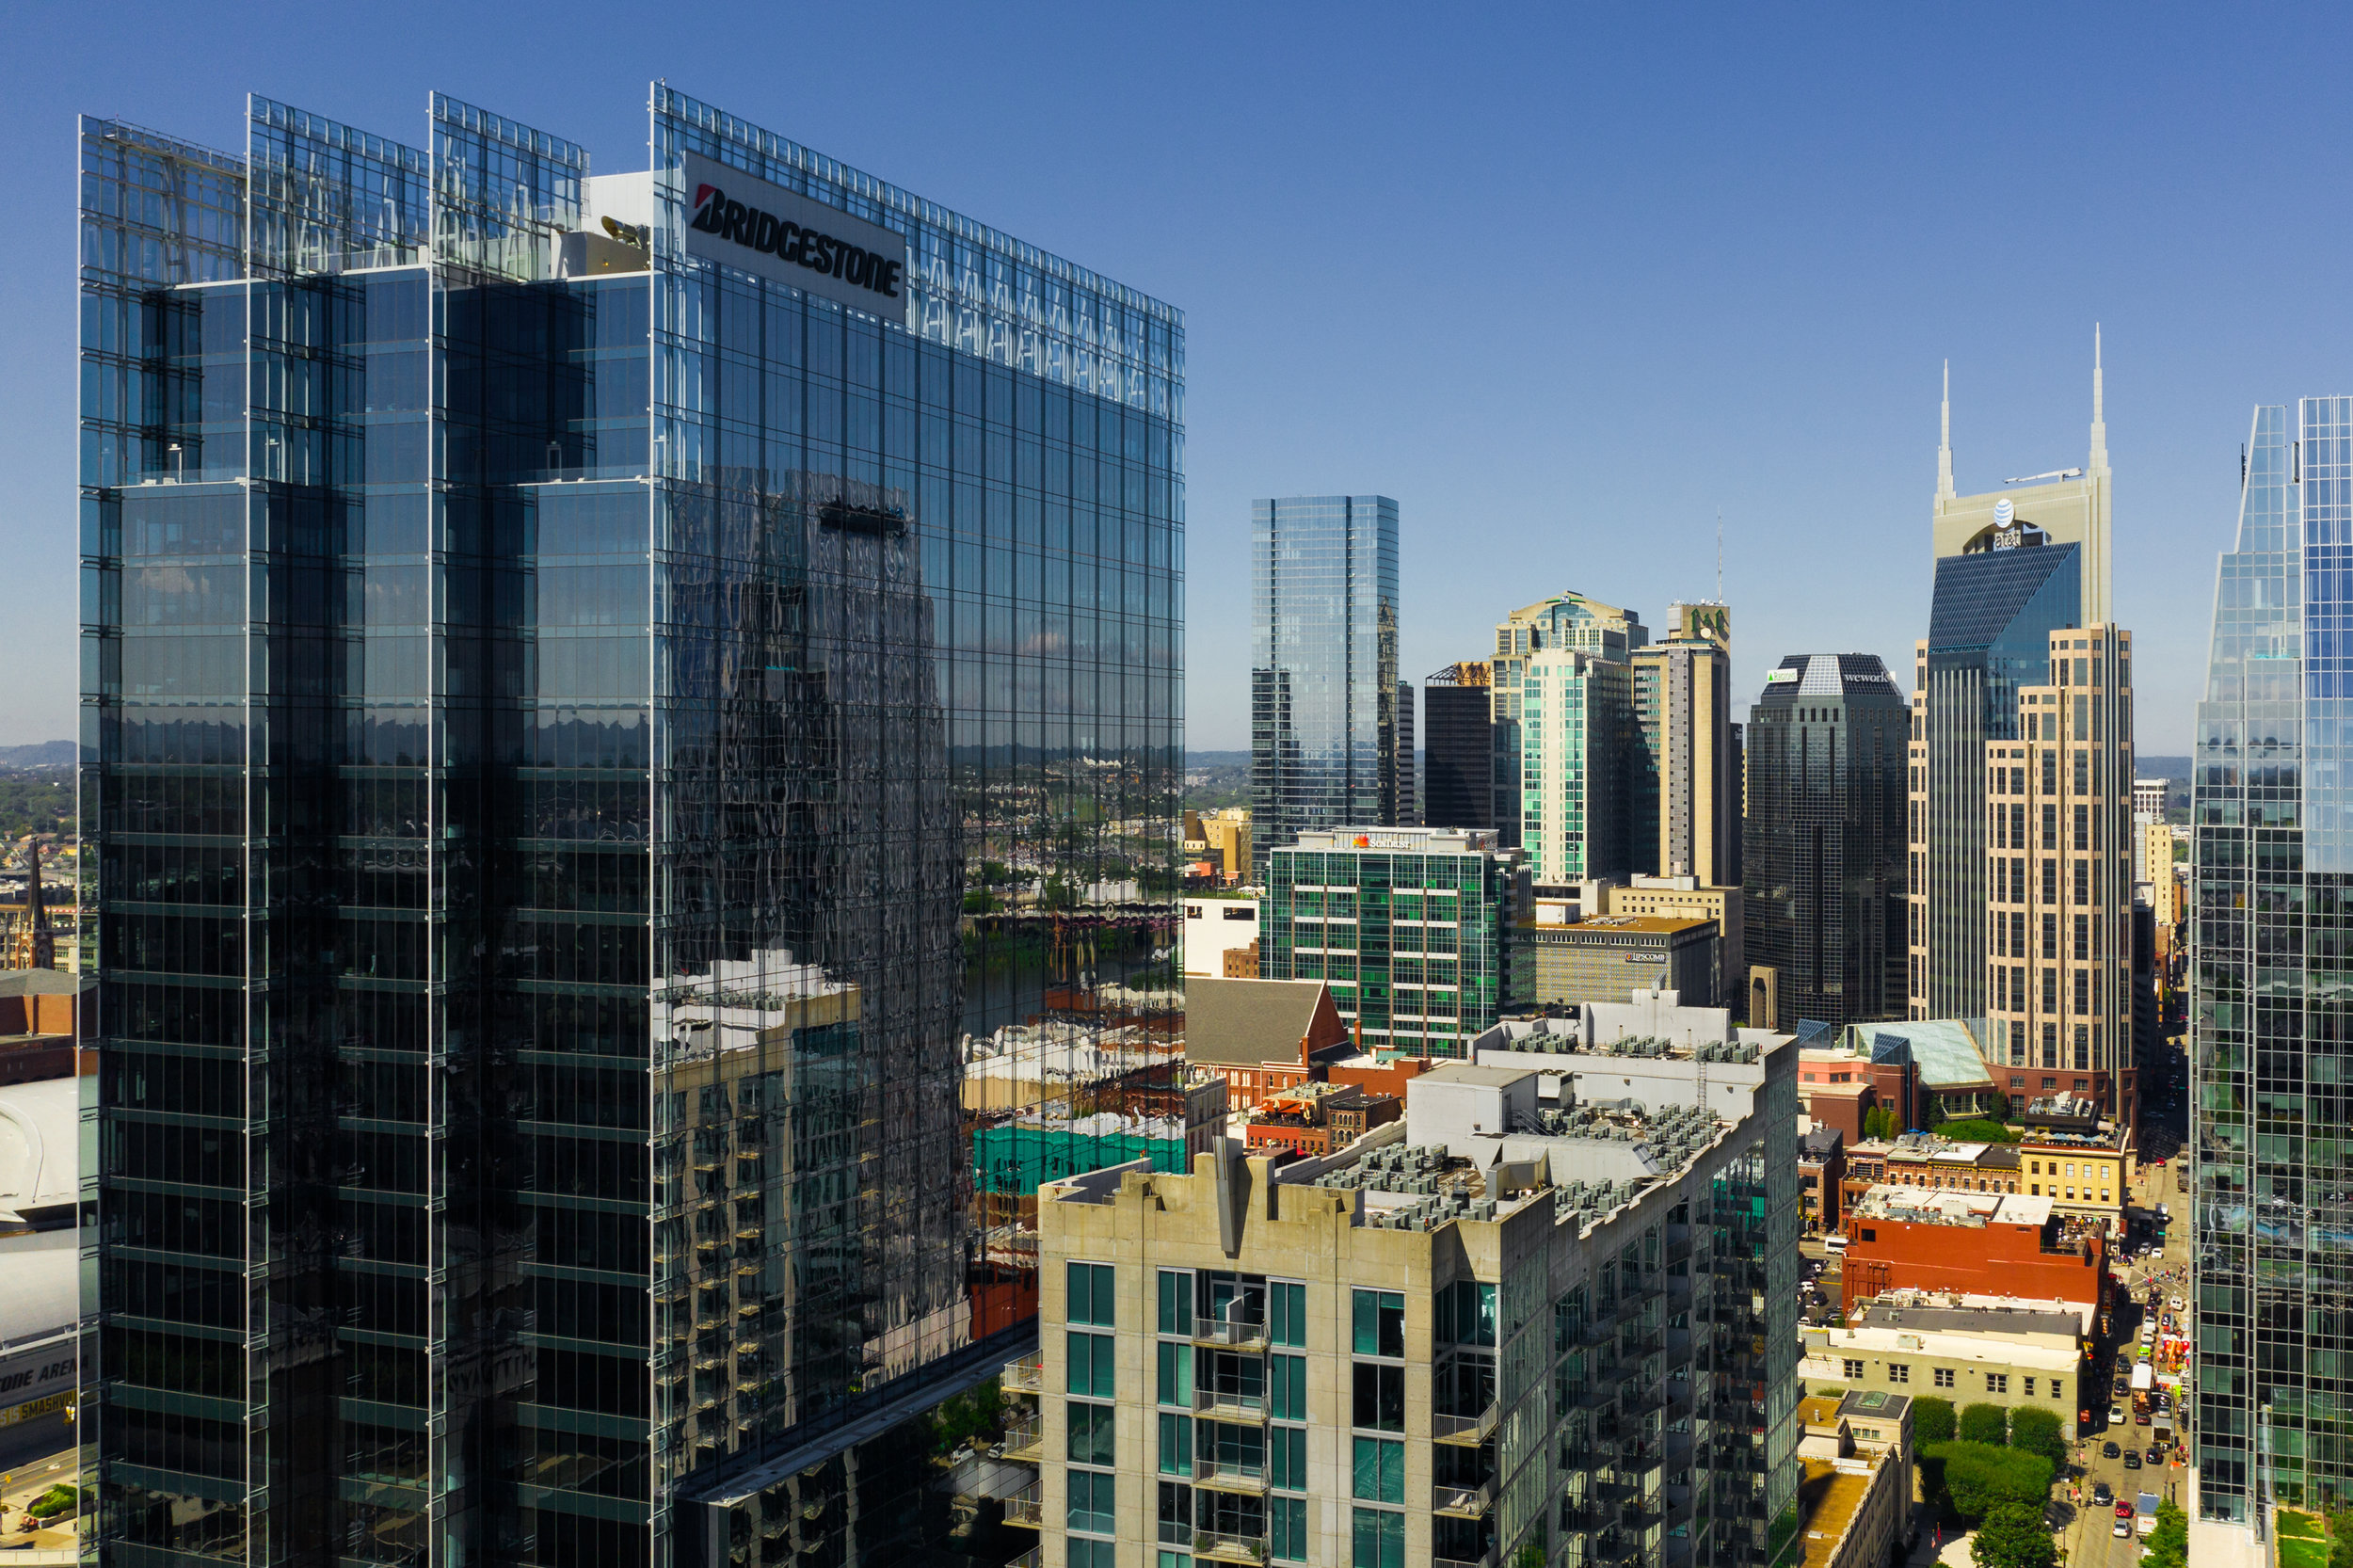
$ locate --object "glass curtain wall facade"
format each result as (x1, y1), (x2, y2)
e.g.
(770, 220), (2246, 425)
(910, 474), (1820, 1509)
(1906, 542), (2081, 1023)
(2192, 400), (2353, 1523)
(1490, 591), (1645, 876)
(1420, 663), (1494, 831)
(1741, 655), (1907, 1032)
(79, 85), (1182, 1568)
(1249, 496), (1400, 874)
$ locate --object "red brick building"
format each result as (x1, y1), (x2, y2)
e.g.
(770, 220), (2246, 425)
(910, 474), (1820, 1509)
(1183, 976), (1350, 1111)
(1838, 1186), (2108, 1310)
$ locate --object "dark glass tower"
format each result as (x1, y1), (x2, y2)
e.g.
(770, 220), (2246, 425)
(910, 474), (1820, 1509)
(1741, 655), (1908, 1031)
(1249, 495), (1400, 872)
(1906, 539), (2082, 1022)
(78, 88), (1182, 1568)
(2191, 400), (2353, 1528)
(1421, 662), (1494, 830)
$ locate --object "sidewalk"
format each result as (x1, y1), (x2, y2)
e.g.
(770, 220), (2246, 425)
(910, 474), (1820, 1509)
(0, 1448), (81, 1560)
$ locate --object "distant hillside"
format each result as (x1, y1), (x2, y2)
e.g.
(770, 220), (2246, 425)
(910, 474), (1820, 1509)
(2138, 755), (2189, 779)
(0, 742), (72, 769)
(1186, 751), (1250, 768)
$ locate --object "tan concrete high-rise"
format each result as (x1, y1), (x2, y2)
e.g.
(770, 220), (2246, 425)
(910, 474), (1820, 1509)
(1977, 624), (2137, 1122)
(1632, 601), (1739, 889)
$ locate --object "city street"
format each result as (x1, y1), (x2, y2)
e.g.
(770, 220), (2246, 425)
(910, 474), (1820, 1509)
(2060, 1045), (2191, 1568)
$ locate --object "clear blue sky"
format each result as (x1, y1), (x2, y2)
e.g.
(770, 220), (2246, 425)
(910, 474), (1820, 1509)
(7, 1), (2349, 753)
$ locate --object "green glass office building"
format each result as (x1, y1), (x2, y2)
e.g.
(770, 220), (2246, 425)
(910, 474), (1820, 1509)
(1260, 826), (1527, 1060)
(78, 88), (1180, 1567)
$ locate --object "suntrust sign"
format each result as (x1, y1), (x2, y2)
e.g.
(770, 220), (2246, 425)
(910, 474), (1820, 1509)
(678, 152), (909, 318)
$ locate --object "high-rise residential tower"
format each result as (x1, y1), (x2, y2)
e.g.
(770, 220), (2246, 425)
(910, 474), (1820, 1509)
(1742, 655), (1909, 1031)
(2190, 399), (2353, 1538)
(1394, 679), (1418, 825)
(1632, 600), (1740, 887)
(1491, 591), (1647, 888)
(1250, 496), (1401, 872)
(1979, 627), (2137, 1121)
(77, 90), (1182, 1567)
(1420, 662), (1495, 831)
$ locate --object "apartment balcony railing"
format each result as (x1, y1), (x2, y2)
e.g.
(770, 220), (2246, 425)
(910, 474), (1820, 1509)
(1007, 1550), (1042, 1568)
(1194, 1456), (1269, 1493)
(1192, 1316), (1270, 1350)
(1433, 1401), (1499, 1445)
(1193, 1530), (1267, 1563)
(1195, 1386), (1269, 1421)
(1001, 1485), (1042, 1528)
(1000, 1416), (1043, 1463)
(1433, 1477), (1496, 1517)
(1003, 1355), (1045, 1394)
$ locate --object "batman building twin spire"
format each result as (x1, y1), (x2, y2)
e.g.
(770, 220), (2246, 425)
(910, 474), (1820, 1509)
(1907, 336), (2137, 1121)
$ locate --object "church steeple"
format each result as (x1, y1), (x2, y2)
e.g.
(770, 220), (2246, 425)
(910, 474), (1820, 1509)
(1937, 360), (1956, 501)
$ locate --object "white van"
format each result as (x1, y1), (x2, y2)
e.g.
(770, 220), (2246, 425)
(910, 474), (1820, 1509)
(1823, 1234), (1849, 1253)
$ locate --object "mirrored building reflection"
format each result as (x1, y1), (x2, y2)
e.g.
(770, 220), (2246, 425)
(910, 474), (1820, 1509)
(2191, 400), (2353, 1533)
(78, 87), (1181, 1568)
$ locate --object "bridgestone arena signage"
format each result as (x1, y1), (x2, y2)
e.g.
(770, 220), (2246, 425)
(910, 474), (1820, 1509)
(680, 152), (910, 319)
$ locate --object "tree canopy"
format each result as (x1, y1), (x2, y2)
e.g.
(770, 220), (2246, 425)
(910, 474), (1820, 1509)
(1970, 1498), (2056, 1568)
(1913, 1397), (1956, 1445)
(1958, 1401), (2010, 1446)
(1922, 1441), (2053, 1527)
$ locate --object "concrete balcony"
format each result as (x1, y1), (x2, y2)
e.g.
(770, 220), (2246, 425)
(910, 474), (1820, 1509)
(1007, 1550), (1042, 1568)
(1433, 1402), (1498, 1445)
(1194, 1456), (1270, 1494)
(1003, 1354), (1045, 1394)
(1194, 1386), (1269, 1421)
(1433, 1477), (1496, 1517)
(1000, 1416), (1043, 1464)
(1193, 1531), (1267, 1563)
(1192, 1316), (1270, 1350)
(1002, 1485), (1042, 1528)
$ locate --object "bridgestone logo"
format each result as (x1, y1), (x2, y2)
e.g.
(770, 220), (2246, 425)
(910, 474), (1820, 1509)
(690, 183), (904, 301)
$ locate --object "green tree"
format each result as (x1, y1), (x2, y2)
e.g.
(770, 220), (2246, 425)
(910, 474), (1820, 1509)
(1913, 1397), (1957, 1445)
(2329, 1509), (2353, 1568)
(1862, 1106), (1895, 1142)
(1970, 1499), (2056, 1568)
(2142, 1501), (2188, 1568)
(1923, 1442), (2051, 1527)
(2006, 1405), (2067, 1471)
(1959, 1401), (2009, 1446)
(1988, 1090), (2013, 1122)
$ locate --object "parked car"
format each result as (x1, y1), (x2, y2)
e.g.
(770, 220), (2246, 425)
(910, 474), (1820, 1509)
(2092, 1481), (2114, 1505)
(2114, 1519), (2133, 1538)
(2147, 1446), (2167, 1464)
(2123, 1451), (2142, 1470)
(2102, 1443), (2121, 1459)
(2115, 1502), (2134, 1518)
(2137, 1411), (2152, 1425)
(2170, 1295), (2185, 1311)
(2110, 1404), (2127, 1426)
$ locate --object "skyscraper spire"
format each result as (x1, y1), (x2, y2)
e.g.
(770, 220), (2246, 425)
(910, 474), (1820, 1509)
(2090, 323), (2109, 473)
(1937, 360), (1956, 500)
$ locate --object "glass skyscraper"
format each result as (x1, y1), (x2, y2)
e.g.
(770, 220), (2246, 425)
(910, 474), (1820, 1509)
(1906, 539), (2082, 1023)
(1249, 495), (1400, 874)
(78, 88), (1182, 1567)
(2192, 400), (2353, 1526)
(1741, 654), (1907, 1032)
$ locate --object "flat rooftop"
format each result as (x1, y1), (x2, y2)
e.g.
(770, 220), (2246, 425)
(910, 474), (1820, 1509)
(1531, 914), (1715, 935)
(1850, 1187), (2055, 1227)
(1796, 1458), (1873, 1568)
(1859, 1302), (2082, 1339)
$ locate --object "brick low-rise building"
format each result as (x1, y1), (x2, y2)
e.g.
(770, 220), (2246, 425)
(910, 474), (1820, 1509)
(1184, 975), (1352, 1112)
(1837, 1185), (2108, 1310)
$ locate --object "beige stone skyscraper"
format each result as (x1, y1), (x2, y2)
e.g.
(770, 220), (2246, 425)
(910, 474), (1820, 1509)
(1977, 624), (2137, 1122)
(1633, 600), (1738, 887)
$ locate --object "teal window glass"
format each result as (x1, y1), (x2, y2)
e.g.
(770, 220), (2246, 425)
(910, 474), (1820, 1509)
(1271, 1425), (1307, 1490)
(1068, 1331), (1114, 1398)
(1158, 1340), (1193, 1407)
(1352, 1288), (1403, 1357)
(1159, 1411), (1193, 1475)
(1160, 1553), (1194, 1568)
(1270, 1280), (1306, 1346)
(1271, 1495), (1308, 1561)
(1068, 1400), (1114, 1466)
(1436, 1280), (1497, 1347)
(1352, 1506), (1405, 1568)
(1070, 1534), (1116, 1567)
(1352, 1436), (1404, 1503)
(1270, 1353), (1306, 1420)
(1160, 1268), (1194, 1335)
(1069, 1261), (1115, 1327)
(1068, 1471), (1116, 1536)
